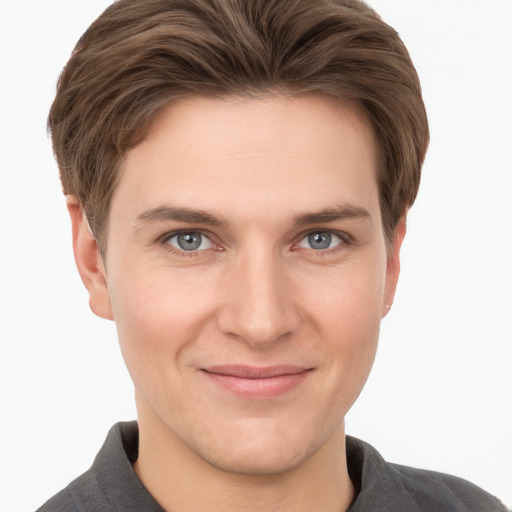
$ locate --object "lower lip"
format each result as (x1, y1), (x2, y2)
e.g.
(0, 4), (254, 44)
(202, 370), (311, 399)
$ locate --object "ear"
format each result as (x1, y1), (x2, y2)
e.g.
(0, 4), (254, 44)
(382, 216), (407, 318)
(67, 196), (114, 320)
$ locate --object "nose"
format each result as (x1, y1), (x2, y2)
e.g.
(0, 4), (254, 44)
(217, 247), (300, 347)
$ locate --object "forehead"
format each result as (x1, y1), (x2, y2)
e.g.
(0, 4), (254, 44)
(113, 94), (379, 223)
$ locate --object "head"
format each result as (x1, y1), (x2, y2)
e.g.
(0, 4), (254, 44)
(49, 0), (428, 254)
(50, 0), (429, 478)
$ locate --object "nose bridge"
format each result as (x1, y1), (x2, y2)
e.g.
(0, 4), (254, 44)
(218, 243), (297, 346)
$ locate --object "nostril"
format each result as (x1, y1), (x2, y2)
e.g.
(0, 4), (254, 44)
(218, 304), (299, 347)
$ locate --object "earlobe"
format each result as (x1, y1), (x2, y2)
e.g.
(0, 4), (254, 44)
(382, 216), (407, 318)
(67, 196), (114, 320)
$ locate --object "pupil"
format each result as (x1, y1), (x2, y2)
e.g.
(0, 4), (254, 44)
(177, 232), (201, 250)
(308, 232), (331, 250)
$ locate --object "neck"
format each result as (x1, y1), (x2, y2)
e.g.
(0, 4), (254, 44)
(133, 402), (355, 512)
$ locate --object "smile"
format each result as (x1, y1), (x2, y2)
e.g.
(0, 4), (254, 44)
(200, 365), (313, 399)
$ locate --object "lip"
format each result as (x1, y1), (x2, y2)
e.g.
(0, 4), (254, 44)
(200, 365), (313, 399)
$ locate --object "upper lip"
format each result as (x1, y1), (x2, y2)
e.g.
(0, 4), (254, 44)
(202, 365), (312, 379)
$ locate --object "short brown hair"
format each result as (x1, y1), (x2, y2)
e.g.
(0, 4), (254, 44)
(49, 0), (429, 251)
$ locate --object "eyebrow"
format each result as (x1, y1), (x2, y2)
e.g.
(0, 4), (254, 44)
(134, 206), (229, 228)
(134, 203), (371, 229)
(293, 204), (372, 226)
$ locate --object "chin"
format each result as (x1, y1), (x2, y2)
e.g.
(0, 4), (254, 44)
(200, 441), (310, 476)
(186, 418), (330, 476)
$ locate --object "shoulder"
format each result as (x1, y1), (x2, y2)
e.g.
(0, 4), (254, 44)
(346, 436), (508, 512)
(35, 422), (144, 512)
(35, 466), (112, 512)
(35, 422), (165, 512)
(35, 470), (97, 512)
(389, 463), (509, 511)
(35, 489), (75, 512)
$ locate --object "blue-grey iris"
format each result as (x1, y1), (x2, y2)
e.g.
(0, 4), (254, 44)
(308, 232), (331, 250)
(177, 232), (202, 250)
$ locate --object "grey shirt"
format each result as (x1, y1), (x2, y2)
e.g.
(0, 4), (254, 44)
(36, 421), (508, 511)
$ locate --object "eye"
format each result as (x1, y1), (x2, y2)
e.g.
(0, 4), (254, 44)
(297, 231), (345, 250)
(166, 231), (213, 252)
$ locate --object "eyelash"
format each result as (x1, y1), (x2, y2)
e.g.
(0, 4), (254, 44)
(294, 230), (352, 256)
(158, 229), (353, 258)
(159, 230), (218, 259)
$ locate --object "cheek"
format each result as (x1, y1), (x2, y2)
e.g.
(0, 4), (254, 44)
(302, 254), (386, 330)
(300, 261), (385, 391)
(107, 266), (217, 387)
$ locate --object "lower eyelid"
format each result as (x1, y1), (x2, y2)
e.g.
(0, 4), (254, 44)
(296, 231), (349, 250)
(162, 231), (214, 251)
(159, 230), (352, 256)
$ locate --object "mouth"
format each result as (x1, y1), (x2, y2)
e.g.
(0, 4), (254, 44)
(200, 365), (313, 399)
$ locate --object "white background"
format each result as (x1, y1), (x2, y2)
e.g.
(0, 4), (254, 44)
(0, 1), (511, 510)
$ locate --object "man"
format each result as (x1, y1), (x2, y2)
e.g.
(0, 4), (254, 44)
(35, 0), (507, 510)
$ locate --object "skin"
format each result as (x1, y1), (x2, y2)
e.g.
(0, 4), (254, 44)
(69, 95), (405, 511)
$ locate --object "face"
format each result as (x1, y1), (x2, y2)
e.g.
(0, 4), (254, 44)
(72, 95), (403, 475)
